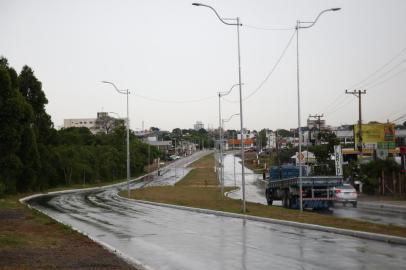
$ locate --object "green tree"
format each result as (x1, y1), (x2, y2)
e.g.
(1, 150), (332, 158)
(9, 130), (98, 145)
(258, 129), (268, 149)
(0, 58), (37, 194)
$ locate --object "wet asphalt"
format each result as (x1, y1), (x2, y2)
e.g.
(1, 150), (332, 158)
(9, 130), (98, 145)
(27, 151), (406, 270)
(222, 153), (406, 227)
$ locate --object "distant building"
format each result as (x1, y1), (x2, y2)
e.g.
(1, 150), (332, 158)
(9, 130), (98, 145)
(307, 118), (326, 130)
(145, 136), (172, 155)
(194, 121), (204, 131)
(332, 125), (354, 145)
(64, 112), (125, 134)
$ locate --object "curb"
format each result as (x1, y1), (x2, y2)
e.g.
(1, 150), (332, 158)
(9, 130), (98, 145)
(22, 201), (153, 270)
(118, 197), (406, 246)
(19, 174), (152, 270)
(18, 150), (212, 270)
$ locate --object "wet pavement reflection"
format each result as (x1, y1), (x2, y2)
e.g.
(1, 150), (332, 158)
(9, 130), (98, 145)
(27, 151), (406, 270)
(222, 153), (406, 227)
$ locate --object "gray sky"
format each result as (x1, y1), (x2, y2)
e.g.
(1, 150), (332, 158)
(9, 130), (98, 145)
(1, 0), (405, 131)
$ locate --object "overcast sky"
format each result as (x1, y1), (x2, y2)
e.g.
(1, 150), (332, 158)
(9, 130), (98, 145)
(1, 0), (405, 132)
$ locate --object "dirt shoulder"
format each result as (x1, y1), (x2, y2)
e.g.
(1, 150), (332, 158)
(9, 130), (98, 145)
(0, 195), (136, 269)
(122, 154), (406, 239)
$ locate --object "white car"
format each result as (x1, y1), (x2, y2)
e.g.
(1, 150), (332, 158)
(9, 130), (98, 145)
(169, 155), (181, 160)
(332, 184), (358, 207)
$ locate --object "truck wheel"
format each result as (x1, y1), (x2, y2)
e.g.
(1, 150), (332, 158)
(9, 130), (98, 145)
(265, 189), (273, 206)
(282, 194), (290, 208)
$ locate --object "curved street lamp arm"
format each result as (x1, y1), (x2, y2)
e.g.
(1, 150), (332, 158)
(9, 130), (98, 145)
(192, 3), (239, 26)
(222, 113), (240, 123)
(101, 81), (129, 95)
(298, 8), (341, 29)
(219, 83), (242, 97)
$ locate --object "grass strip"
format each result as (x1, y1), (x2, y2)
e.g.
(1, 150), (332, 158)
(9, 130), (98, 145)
(122, 153), (406, 238)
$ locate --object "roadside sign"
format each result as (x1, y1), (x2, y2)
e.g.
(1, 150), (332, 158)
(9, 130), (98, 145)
(376, 149), (388, 160)
(334, 145), (343, 176)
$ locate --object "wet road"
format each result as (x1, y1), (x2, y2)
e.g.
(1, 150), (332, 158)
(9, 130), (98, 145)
(222, 153), (406, 227)
(27, 151), (406, 270)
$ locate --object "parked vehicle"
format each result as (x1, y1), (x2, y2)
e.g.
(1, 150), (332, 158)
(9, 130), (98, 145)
(332, 184), (358, 207)
(265, 165), (342, 210)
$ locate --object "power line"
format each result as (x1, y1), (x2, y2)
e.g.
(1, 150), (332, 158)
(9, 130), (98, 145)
(348, 45), (406, 89)
(382, 109), (406, 122)
(325, 97), (355, 116)
(135, 93), (216, 104)
(319, 45), (406, 115)
(362, 58), (406, 89)
(223, 29), (297, 103)
(320, 93), (348, 113)
(392, 113), (406, 123)
(244, 24), (294, 31)
(366, 65), (406, 90)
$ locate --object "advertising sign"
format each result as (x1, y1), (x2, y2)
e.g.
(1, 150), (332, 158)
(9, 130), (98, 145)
(334, 145), (343, 176)
(354, 123), (395, 147)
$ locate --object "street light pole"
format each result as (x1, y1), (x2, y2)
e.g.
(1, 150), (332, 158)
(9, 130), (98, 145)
(218, 83), (240, 199)
(193, 2), (246, 213)
(222, 113), (239, 193)
(102, 81), (131, 198)
(296, 8), (340, 212)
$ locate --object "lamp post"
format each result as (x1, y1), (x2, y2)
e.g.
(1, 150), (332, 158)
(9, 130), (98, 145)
(218, 83), (240, 198)
(102, 81), (131, 198)
(222, 113), (239, 192)
(193, 2), (247, 213)
(296, 8), (340, 212)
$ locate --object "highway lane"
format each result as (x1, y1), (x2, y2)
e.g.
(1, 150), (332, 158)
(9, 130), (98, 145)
(26, 151), (406, 270)
(222, 154), (406, 227)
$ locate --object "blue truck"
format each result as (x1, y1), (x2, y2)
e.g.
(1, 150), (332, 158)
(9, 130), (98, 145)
(265, 165), (342, 210)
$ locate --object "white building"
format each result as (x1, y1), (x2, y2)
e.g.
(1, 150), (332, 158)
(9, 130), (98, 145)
(64, 112), (124, 134)
(194, 121), (204, 131)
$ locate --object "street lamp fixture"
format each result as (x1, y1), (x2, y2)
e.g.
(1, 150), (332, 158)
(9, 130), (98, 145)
(220, 113), (239, 197)
(193, 3), (247, 213)
(102, 81), (131, 198)
(218, 83), (240, 199)
(296, 8), (340, 212)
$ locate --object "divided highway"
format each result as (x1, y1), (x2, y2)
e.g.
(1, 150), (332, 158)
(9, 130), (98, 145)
(27, 151), (406, 270)
(224, 154), (406, 227)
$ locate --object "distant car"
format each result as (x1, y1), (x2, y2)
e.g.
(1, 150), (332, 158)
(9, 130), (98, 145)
(332, 184), (358, 207)
(169, 155), (181, 160)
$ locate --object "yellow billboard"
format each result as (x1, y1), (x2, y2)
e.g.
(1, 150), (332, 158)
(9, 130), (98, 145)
(354, 123), (395, 144)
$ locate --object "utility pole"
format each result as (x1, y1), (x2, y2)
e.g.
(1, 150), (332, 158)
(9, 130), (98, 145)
(309, 114), (324, 145)
(275, 130), (281, 167)
(345, 90), (367, 152)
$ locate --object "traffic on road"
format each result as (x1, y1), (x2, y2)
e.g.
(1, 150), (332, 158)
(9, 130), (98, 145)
(26, 151), (406, 270)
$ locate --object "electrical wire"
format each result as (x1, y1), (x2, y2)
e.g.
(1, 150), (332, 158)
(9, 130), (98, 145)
(317, 46), (406, 116)
(382, 109), (406, 122)
(325, 97), (355, 116)
(319, 93), (348, 114)
(365, 65), (406, 90)
(223, 29), (297, 103)
(348, 45), (406, 89)
(135, 93), (216, 104)
(392, 113), (406, 123)
(244, 24), (295, 31)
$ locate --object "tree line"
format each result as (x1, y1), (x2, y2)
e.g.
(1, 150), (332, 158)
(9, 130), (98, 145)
(0, 57), (159, 195)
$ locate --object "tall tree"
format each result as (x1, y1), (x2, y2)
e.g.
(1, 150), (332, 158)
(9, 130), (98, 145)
(18, 65), (54, 143)
(0, 58), (36, 193)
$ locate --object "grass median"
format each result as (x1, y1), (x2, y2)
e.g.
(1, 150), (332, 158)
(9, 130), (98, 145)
(122, 153), (406, 238)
